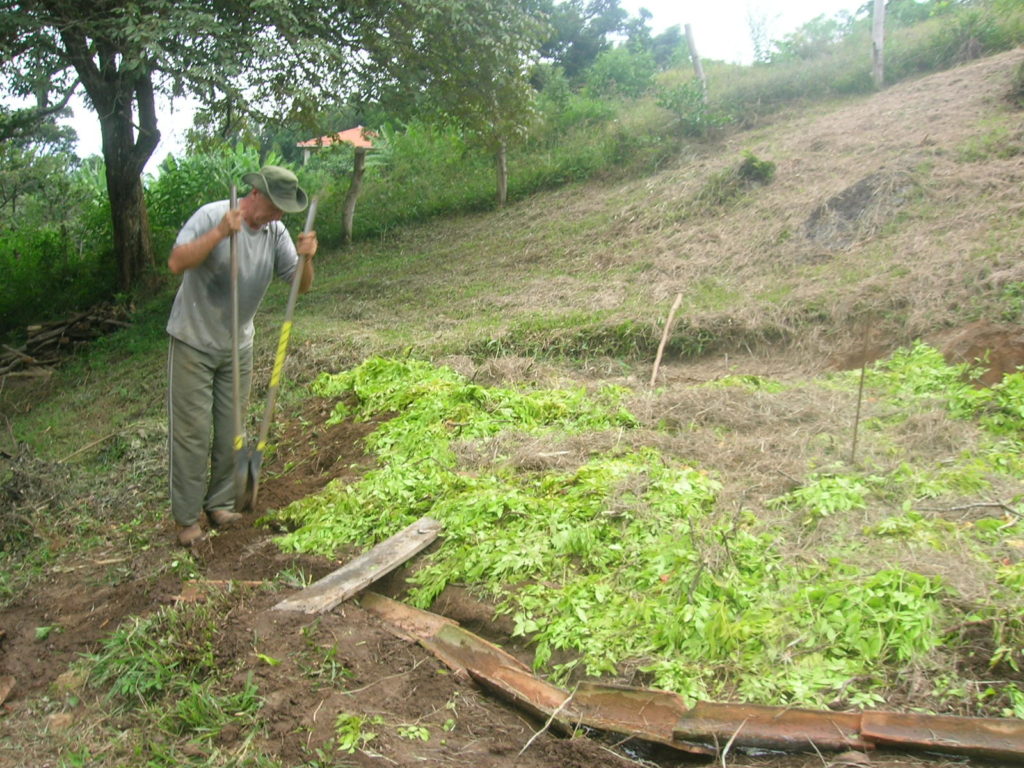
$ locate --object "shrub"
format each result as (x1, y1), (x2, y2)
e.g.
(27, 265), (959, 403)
(584, 46), (657, 99)
(738, 150), (776, 183)
(656, 78), (733, 138)
(146, 143), (288, 234)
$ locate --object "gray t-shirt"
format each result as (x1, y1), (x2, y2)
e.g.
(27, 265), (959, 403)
(166, 200), (299, 353)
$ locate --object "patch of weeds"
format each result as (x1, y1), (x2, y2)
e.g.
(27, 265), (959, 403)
(299, 621), (354, 689)
(1011, 58), (1024, 108)
(334, 713), (383, 753)
(276, 564), (314, 589)
(1002, 685), (1024, 719)
(863, 340), (974, 399)
(687, 277), (741, 312)
(267, 357), (984, 709)
(75, 597), (279, 765)
(168, 553), (201, 580)
(999, 281), (1024, 322)
(466, 312), (658, 362)
(35, 624), (61, 640)
(971, 515), (1024, 546)
(995, 559), (1024, 591)
(966, 372), (1024, 436)
(881, 461), (991, 503)
(85, 600), (226, 707)
(767, 472), (878, 525)
(865, 509), (960, 549)
(849, 341), (1024, 444)
(941, 603), (1024, 714)
(757, 283), (794, 305)
(737, 150), (777, 183)
(0, 448), (65, 554)
(956, 120), (1024, 162)
(464, 311), (758, 363)
(397, 724), (430, 741)
(977, 439), (1024, 478)
(161, 674), (261, 738)
(302, 740), (358, 768)
(0, 546), (54, 607)
(800, 568), (946, 662)
(59, 748), (98, 767)
(704, 374), (787, 393)
(684, 151), (776, 217)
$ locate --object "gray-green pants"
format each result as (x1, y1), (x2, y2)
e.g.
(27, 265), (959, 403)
(167, 337), (252, 527)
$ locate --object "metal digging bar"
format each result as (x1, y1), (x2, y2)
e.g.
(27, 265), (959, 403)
(229, 185), (250, 511)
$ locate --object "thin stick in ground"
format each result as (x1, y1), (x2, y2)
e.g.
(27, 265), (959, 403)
(650, 292), (683, 388)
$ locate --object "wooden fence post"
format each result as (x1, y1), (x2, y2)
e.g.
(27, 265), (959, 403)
(685, 24), (707, 101)
(872, 0), (886, 89)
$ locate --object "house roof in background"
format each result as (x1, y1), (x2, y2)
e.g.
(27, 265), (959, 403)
(297, 125), (376, 149)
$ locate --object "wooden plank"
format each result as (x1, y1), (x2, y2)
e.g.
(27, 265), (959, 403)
(862, 711), (1024, 763)
(360, 591), (458, 641)
(0, 675), (15, 706)
(674, 701), (871, 752)
(360, 596), (713, 757)
(273, 516), (441, 614)
(574, 682), (692, 747)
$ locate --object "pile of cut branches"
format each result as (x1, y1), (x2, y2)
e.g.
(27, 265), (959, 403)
(0, 303), (132, 377)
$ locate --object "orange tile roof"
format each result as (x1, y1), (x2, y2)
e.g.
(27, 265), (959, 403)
(297, 125), (376, 149)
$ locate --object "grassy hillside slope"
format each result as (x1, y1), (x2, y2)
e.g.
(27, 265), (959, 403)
(287, 48), (1024, 372)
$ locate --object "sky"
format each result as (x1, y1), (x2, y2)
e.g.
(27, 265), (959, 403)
(64, 0), (865, 171)
(619, 0), (865, 62)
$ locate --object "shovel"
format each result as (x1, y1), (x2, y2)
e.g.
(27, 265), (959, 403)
(235, 195), (319, 513)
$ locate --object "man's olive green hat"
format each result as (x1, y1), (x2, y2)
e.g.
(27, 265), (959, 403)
(242, 165), (308, 213)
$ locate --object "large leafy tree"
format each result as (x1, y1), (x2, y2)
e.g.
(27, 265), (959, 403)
(0, 104), (77, 220)
(537, 0), (628, 80)
(362, 0), (546, 207)
(0, 0), (540, 291)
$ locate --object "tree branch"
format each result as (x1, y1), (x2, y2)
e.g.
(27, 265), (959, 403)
(0, 79), (79, 142)
(132, 73), (161, 171)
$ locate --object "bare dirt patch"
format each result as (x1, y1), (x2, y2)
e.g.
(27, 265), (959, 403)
(932, 319), (1024, 385)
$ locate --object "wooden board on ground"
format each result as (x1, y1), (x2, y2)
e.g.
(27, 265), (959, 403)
(272, 516), (441, 614)
(0, 675), (15, 706)
(360, 592), (714, 757)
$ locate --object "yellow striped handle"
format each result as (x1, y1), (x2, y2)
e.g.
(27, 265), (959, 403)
(270, 321), (293, 388)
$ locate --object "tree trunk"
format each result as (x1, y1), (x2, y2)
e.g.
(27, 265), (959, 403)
(69, 38), (160, 292)
(98, 105), (156, 291)
(342, 147), (368, 245)
(495, 141), (508, 208)
(872, 0), (886, 89)
(105, 159), (154, 291)
(685, 24), (707, 101)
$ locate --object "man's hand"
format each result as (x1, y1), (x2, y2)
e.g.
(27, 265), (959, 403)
(296, 230), (317, 294)
(297, 230), (317, 260)
(169, 207), (241, 275)
(218, 207), (242, 238)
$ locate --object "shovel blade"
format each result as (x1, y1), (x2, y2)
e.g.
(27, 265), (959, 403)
(247, 450), (265, 510)
(233, 449), (255, 514)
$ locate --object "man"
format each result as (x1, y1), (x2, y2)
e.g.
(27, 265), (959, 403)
(166, 165), (317, 546)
